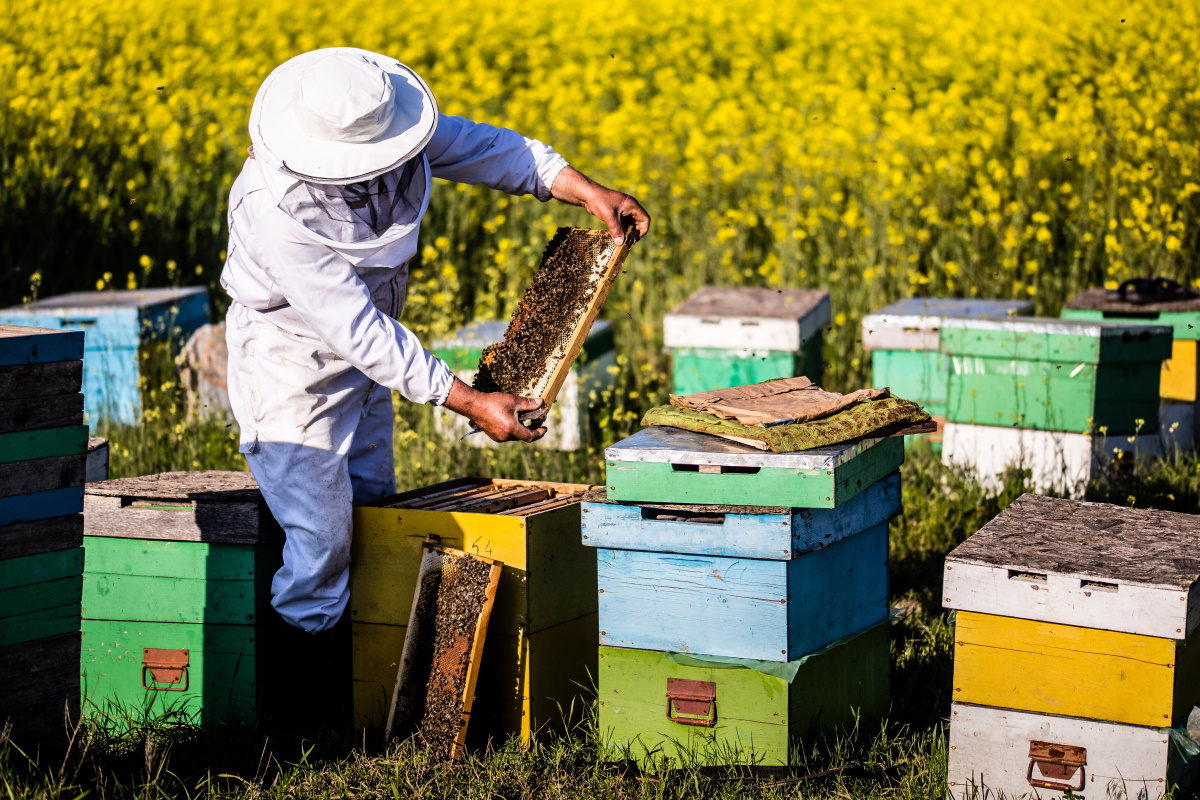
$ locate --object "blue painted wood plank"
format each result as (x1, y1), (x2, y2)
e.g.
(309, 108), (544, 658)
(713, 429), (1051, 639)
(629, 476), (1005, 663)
(0, 327), (84, 367)
(0, 488), (85, 526)
(597, 522), (889, 661)
(582, 472), (900, 559)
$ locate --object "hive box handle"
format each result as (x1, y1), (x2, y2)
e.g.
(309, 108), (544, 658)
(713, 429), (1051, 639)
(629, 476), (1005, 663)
(1027, 740), (1086, 792)
(142, 648), (190, 692)
(666, 678), (717, 727)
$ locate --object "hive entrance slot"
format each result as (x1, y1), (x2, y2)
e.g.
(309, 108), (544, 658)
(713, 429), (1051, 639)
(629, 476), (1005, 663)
(1007, 569), (1047, 583)
(1080, 578), (1118, 592)
(641, 507), (727, 525)
(670, 464), (761, 475)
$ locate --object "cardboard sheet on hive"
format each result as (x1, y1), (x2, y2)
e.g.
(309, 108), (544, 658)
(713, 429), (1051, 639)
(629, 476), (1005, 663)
(386, 543), (502, 760)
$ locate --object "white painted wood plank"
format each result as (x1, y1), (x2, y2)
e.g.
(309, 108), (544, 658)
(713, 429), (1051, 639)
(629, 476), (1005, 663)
(663, 315), (807, 352)
(943, 561), (1190, 640)
(947, 702), (1188, 800)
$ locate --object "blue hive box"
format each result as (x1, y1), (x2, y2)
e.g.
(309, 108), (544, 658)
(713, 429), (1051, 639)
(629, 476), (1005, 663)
(0, 288), (210, 424)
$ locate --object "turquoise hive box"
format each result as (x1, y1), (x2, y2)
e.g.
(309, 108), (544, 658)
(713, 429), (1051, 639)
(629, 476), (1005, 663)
(0, 288), (210, 424)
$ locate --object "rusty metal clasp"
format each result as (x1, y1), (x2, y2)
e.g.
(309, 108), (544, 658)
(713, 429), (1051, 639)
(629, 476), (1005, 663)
(666, 678), (716, 727)
(1027, 740), (1086, 792)
(142, 648), (189, 692)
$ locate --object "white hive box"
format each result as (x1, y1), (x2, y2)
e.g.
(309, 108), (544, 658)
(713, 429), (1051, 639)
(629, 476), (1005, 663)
(860, 297), (1033, 352)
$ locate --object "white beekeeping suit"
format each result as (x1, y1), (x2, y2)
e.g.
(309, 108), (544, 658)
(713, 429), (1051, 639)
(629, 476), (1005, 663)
(220, 48), (567, 637)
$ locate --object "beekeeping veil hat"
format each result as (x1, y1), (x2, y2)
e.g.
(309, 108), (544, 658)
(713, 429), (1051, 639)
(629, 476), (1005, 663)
(250, 47), (438, 185)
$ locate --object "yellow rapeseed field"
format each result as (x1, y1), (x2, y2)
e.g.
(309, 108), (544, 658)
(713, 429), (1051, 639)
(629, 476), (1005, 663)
(2, 0), (1199, 396)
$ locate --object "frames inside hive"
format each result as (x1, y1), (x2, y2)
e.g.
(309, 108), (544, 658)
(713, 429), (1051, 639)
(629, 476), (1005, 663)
(472, 227), (636, 409)
(385, 543), (501, 760)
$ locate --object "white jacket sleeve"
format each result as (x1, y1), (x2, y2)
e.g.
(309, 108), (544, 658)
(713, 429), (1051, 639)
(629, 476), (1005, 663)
(255, 217), (455, 405)
(426, 115), (568, 200)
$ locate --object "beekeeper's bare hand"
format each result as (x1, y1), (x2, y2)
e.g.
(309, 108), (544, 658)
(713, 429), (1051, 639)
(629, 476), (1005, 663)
(445, 378), (547, 442)
(551, 166), (651, 244)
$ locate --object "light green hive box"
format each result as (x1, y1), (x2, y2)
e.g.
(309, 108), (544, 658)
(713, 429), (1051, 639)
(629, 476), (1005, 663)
(664, 287), (830, 395)
(80, 472), (282, 729)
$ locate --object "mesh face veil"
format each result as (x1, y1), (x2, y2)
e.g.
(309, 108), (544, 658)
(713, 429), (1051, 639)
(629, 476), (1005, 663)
(277, 152), (427, 243)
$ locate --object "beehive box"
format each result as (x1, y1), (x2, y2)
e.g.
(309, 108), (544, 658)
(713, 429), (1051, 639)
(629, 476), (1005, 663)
(0, 324), (87, 749)
(350, 478), (599, 740)
(941, 422), (1164, 499)
(432, 320), (615, 451)
(81, 472), (282, 727)
(604, 426), (903, 508)
(947, 703), (1198, 800)
(598, 622), (889, 768)
(945, 495), (1200, 729)
(940, 316), (1172, 433)
(1063, 286), (1200, 402)
(861, 298), (1032, 426)
(664, 287), (830, 395)
(0, 288), (210, 424)
(582, 473), (899, 661)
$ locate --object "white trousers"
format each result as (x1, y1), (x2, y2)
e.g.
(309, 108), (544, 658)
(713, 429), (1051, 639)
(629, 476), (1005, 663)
(225, 302), (395, 633)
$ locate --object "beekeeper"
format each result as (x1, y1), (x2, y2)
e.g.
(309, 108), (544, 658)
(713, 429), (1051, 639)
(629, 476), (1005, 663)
(220, 47), (650, 711)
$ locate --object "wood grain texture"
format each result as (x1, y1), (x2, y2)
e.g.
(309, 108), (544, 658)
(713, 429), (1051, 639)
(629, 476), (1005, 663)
(86, 470), (260, 500)
(0, 515), (82, 562)
(0, 487), (84, 526)
(0, 360), (82, 401)
(0, 454), (86, 499)
(581, 472), (900, 559)
(598, 623), (888, 768)
(597, 523), (888, 661)
(81, 618), (259, 725)
(0, 325), (83, 367)
(0, 394), (84, 435)
(0, 426), (89, 465)
(953, 611), (1193, 727)
(83, 536), (260, 580)
(948, 702), (1191, 800)
(0, 602), (81, 648)
(83, 493), (278, 545)
(605, 434), (903, 509)
(0, 631), (80, 680)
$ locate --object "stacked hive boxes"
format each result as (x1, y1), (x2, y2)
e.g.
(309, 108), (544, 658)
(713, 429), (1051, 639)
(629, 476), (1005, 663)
(1062, 287), (1200, 451)
(80, 472), (282, 727)
(350, 479), (598, 742)
(664, 287), (830, 396)
(945, 494), (1200, 798)
(940, 317), (1173, 498)
(0, 324), (87, 748)
(861, 298), (1032, 445)
(0, 288), (210, 424)
(584, 426), (901, 766)
(431, 320), (616, 450)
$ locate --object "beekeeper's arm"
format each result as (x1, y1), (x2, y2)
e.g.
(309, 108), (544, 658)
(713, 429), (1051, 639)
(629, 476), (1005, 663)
(257, 224), (543, 442)
(427, 115), (651, 242)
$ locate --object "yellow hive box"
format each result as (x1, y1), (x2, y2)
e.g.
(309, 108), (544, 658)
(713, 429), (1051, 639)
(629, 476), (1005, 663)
(1161, 339), (1198, 402)
(349, 478), (598, 741)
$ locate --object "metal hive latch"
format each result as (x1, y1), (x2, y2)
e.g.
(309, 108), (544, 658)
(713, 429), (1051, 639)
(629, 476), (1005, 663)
(1027, 740), (1086, 791)
(666, 678), (717, 727)
(142, 648), (189, 692)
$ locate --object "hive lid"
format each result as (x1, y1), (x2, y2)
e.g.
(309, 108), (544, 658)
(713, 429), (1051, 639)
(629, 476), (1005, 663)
(86, 470), (262, 503)
(944, 493), (1200, 639)
(1065, 286), (1200, 314)
(3, 287), (208, 313)
(605, 425), (883, 470)
(663, 287), (831, 351)
(938, 316), (1174, 363)
(0, 324), (84, 366)
(861, 298), (1033, 351)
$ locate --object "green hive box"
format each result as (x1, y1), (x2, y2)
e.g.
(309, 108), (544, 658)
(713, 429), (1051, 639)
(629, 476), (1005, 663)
(664, 287), (830, 396)
(81, 472), (282, 728)
(598, 623), (889, 767)
(940, 317), (1173, 434)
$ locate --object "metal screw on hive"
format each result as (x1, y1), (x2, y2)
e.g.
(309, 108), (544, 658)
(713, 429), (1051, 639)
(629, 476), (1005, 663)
(473, 226), (638, 427)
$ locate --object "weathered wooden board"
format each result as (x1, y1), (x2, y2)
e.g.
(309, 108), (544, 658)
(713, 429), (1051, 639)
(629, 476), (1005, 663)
(664, 287), (831, 352)
(0, 632), (80, 716)
(598, 623), (889, 767)
(0, 454), (86, 499)
(0, 394), (85, 435)
(81, 617), (259, 725)
(0, 487), (85, 526)
(953, 611), (1200, 728)
(941, 422), (1163, 500)
(0, 325), (84, 367)
(0, 694), (79, 750)
(669, 342), (824, 397)
(947, 702), (1194, 800)
(0, 360), (82, 401)
(940, 316), (1174, 362)
(945, 354), (1162, 432)
(0, 547), (84, 590)
(597, 522), (888, 661)
(605, 430), (903, 509)
(0, 602), (81, 648)
(0, 514), (83, 561)
(582, 472), (900, 559)
(0, 426), (89, 465)
(944, 493), (1200, 638)
(861, 298), (1033, 351)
